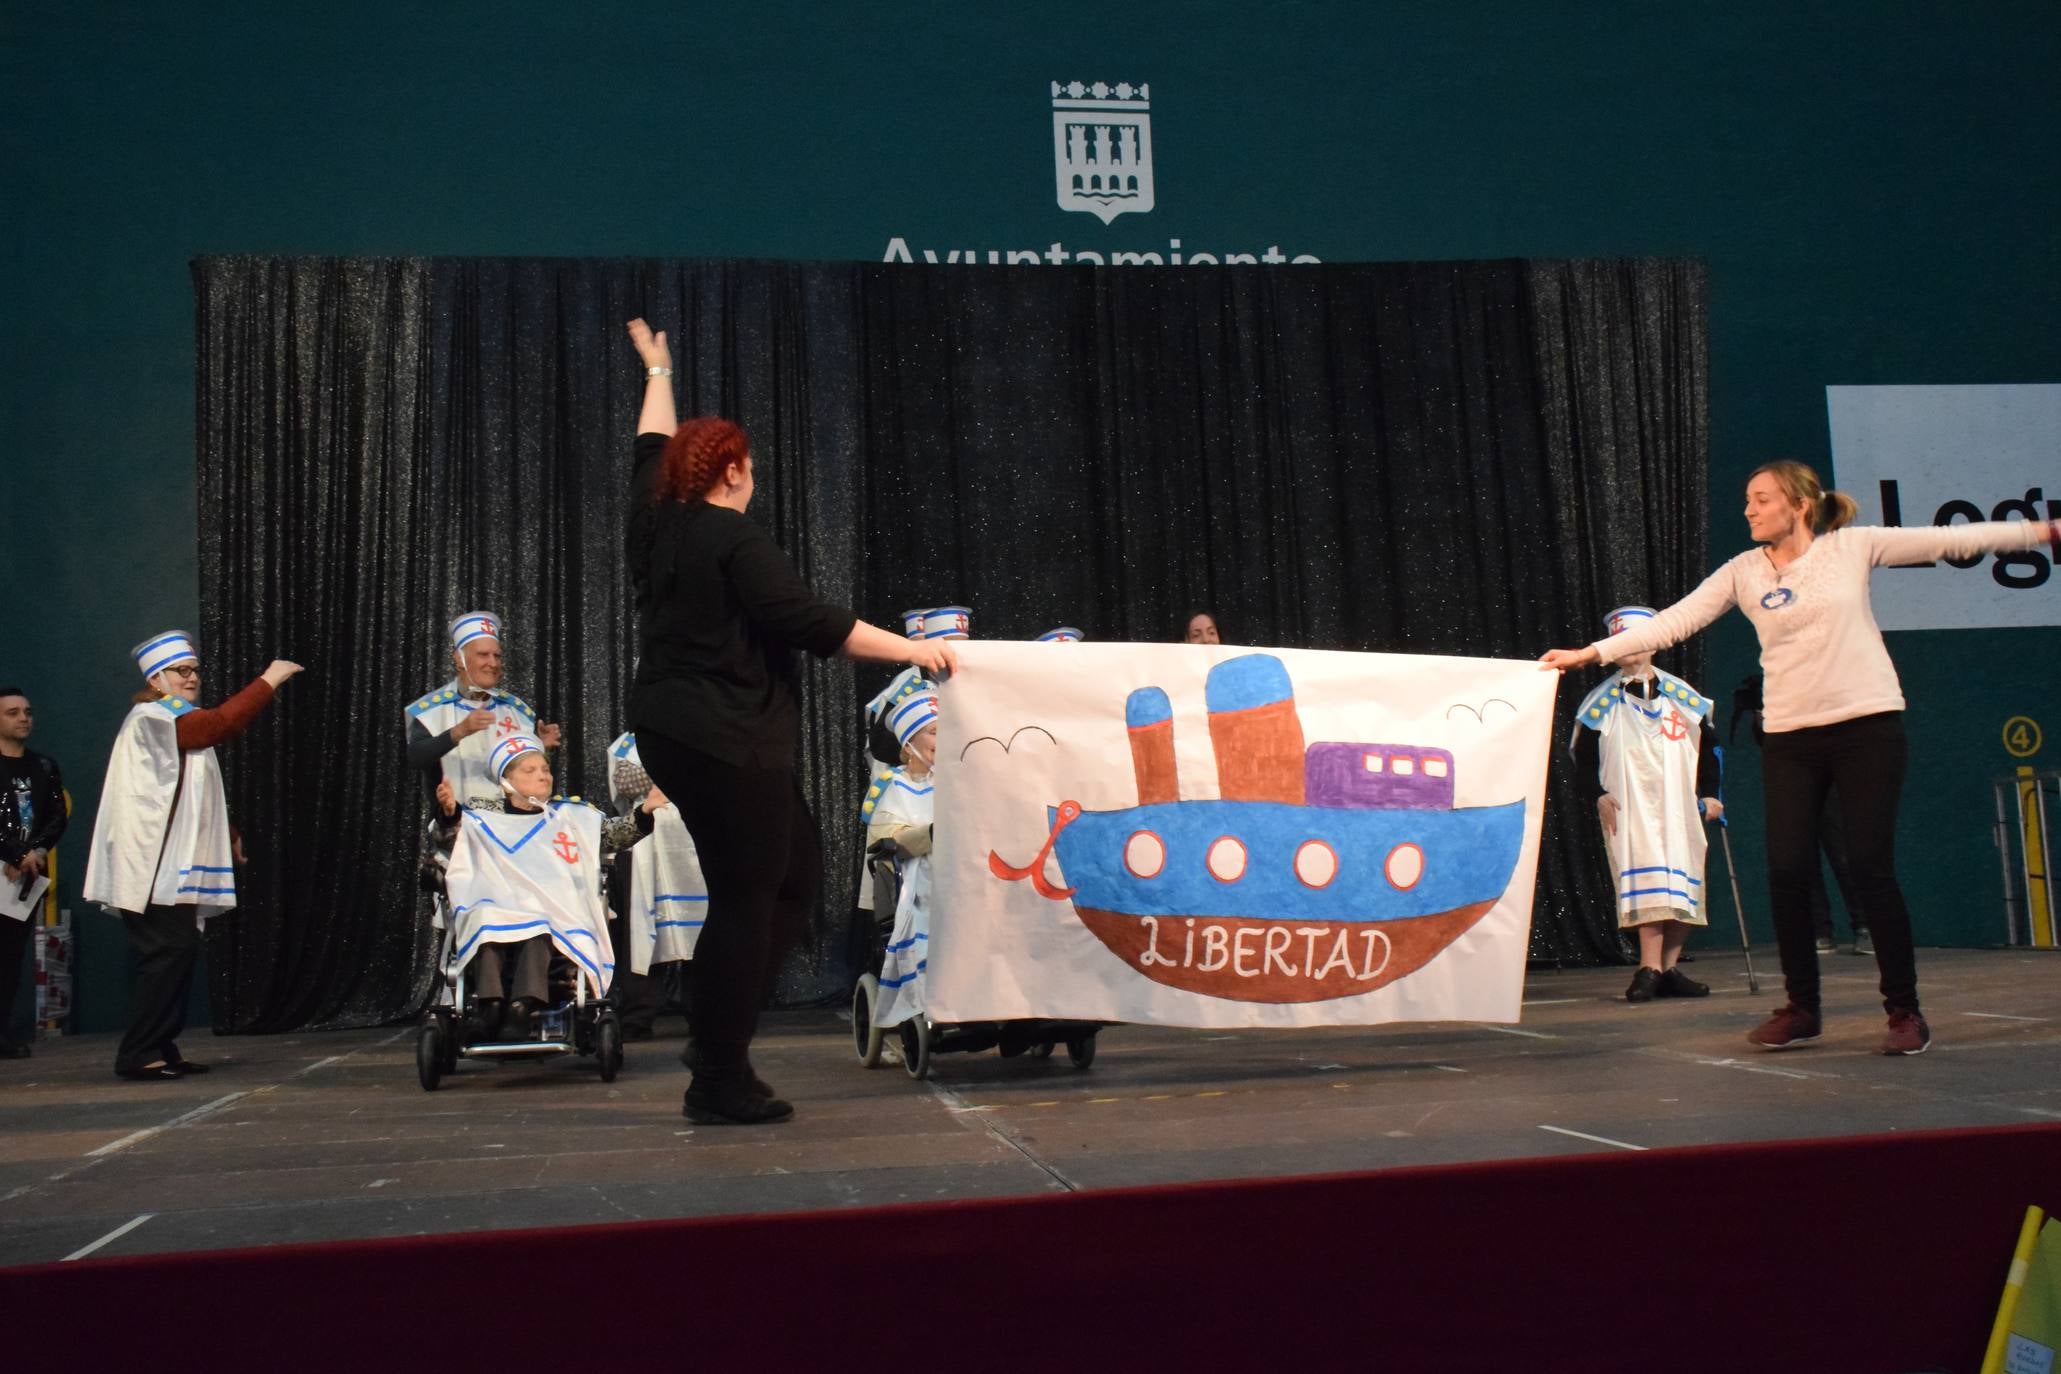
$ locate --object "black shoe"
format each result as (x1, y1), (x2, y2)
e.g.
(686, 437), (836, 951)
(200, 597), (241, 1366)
(167, 1059), (211, 1075)
(467, 999), (502, 1042)
(1853, 930), (1874, 957)
(116, 1063), (183, 1081)
(683, 1080), (794, 1126)
(0, 1042), (29, 1060)
(1625, 967), (1661, 1003)
(502, 998), (538, 1040)
(1656, 966), (1709, 998)
(682, 1039), (774, 1096)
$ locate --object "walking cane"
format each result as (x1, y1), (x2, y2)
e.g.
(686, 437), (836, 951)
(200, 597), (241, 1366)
(1712, 746), (1760, 994)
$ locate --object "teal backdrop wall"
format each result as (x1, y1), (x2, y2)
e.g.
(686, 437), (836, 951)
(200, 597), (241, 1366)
(7, 2), (2058, 1034)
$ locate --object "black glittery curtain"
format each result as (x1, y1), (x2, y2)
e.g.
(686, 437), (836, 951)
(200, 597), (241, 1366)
(194, 255), (1704, 1031)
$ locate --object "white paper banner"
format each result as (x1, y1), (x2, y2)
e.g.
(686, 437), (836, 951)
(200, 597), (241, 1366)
(926, 641), (1558, 1028)
(1827, 383), (2061, 630)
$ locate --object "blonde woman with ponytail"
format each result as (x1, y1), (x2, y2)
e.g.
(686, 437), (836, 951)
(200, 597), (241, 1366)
(1542, 460), (2060, 1056)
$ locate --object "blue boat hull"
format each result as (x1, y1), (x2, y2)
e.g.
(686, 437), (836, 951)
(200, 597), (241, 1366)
(1050, 798), (1525, 923)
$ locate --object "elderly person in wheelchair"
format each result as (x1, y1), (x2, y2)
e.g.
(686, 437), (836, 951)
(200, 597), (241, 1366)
(433, 734), (659, 1046)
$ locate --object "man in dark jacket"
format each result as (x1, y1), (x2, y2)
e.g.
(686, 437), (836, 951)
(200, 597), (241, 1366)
(1, 687), (67, 1058)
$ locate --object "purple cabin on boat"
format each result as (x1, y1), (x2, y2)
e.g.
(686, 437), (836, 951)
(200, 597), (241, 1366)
(1302, 742), (1457, 812)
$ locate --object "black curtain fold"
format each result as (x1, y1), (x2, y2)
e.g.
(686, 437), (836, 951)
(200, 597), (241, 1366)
(195, 255), (1705, 1032)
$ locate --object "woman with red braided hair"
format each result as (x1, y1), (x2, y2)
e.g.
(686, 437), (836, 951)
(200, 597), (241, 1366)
(625, 319), (956, 1125)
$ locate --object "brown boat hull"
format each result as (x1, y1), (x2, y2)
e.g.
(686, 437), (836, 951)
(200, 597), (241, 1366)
(1074, 901), (1496, 1003)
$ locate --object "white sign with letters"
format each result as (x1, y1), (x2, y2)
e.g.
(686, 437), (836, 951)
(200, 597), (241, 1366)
(1826, 384), (2061, 630)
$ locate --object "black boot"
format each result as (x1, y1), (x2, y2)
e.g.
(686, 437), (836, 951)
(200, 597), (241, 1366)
(683, 1075), (794, 1125)
(1656, 966), (1709, 998)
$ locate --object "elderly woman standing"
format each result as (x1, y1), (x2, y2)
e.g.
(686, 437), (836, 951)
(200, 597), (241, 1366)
(624, 319), (955, 1125)
(84, 633), (300, 1080)
(1542, 462), (2059, 1055)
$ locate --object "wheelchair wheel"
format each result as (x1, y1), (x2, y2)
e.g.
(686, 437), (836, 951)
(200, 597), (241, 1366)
(416, 1020), (445, 1091)
(1030, 1041), (1056, 1059)
(1065, 1032), (1097, 1070)
(899, 1017), (932, 1081)
(852, 974), (885, 1068)
(434, 1009), (459, 1074)
(596, 1013), (623, 1083)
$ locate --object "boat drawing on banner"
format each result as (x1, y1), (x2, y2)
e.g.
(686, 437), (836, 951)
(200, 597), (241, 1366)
(989, 653), (1526, 1003)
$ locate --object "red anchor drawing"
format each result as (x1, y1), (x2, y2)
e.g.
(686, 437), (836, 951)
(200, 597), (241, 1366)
(552, 831), (581, 864)
(1659, 707), (1689, 742)
(988, 800), (1082, 900)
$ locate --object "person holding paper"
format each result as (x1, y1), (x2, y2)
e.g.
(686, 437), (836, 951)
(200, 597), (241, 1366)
(0, 687), (66, 1059)
(1542, 461), (2060, 1055)
(623, 317), (955, 1125)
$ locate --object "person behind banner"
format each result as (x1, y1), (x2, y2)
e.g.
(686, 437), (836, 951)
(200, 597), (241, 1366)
(1542, 462), (2061, 1055)
(83, 633), (301, 1080)
(864, 685), (938, 1029)
(436, 734), (656, 1042)
(607, 729), (699, 1038)
(405, 611), (562, 813)
(1181, 611), (1223, 645)
(1570, 607), (1722, 1003)
(1, 687), (67, 1060)
(624, 317), (956, 1127)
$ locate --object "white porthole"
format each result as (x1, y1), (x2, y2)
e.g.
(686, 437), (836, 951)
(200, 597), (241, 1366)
(1295, 839), (1339, 889)
(1207, 836), (1248, 883)
(1124, 830), (1165, 879)
(1385, 842), (1425, 891)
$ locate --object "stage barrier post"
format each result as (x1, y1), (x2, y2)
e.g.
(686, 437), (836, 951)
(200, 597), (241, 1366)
(2018, 767), (2053, 948)
(1995, 779), (2023, 947)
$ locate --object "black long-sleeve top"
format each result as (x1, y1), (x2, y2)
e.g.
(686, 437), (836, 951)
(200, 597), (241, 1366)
(1571, 676), (1721, 806)
(625, 433), (857, 768)
(0, 748), (67, 864)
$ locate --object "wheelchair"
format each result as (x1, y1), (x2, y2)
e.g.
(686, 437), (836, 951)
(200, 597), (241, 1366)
(413, 833), (625, 1091)
(850, 839), (1104, 1081)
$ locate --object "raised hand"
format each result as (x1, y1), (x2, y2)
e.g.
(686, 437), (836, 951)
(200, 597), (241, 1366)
(261, 659), (305, 688)
(451, 704), (491, 739)
(537, 722), (563, 750)
(627, 318), (671, 371)
(436, 777), (458, 817)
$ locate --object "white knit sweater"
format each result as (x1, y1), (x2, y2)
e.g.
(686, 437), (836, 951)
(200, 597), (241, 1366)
(1592, 522), (2049, 733)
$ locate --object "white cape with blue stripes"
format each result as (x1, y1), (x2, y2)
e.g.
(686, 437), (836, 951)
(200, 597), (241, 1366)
(1581, 673), (1709, 927)
(83, 699), (237, 923)
(445, 802), (616, 995)
(627, 804), (706, 972)
(870, 771), (933, 1028)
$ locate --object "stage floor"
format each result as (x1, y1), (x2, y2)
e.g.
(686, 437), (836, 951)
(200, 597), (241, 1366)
(4, 948), (2057, 1268)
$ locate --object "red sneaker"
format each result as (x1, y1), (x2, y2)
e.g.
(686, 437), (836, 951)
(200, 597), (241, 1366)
(1746, 1004), (1822, 1051)
(1881, 1011), (1931, 1056)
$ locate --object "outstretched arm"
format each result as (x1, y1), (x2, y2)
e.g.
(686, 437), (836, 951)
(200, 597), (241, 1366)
(628, 319), (676, 438)
(1862, 518), (2059, 567)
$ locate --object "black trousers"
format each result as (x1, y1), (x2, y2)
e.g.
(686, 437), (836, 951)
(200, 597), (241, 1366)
(637, 733), (820, 1081)
(1807, 791), (1869, 940)
(115, 904), (202, 1072)
(0, 913), (31, 1047)
(1762, 712), (1918, 1016)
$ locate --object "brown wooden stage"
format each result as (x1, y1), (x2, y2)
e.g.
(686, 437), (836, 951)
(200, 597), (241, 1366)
(4, 948), (2057, 1268)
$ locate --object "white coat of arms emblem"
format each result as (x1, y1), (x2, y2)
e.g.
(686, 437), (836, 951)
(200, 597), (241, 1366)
(1052, 81), (1154, 224)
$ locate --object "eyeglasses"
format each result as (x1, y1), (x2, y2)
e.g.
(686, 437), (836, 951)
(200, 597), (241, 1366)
(162, 664), (200, 678)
